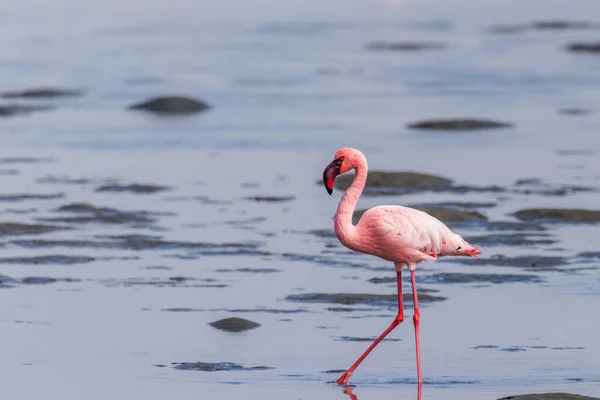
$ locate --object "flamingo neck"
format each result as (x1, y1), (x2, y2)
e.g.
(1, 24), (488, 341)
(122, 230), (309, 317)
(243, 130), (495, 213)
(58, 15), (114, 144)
(334, 162), (367, 250)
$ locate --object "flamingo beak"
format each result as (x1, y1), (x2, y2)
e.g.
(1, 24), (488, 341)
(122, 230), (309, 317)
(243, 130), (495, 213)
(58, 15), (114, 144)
(323, 158), (343, 195)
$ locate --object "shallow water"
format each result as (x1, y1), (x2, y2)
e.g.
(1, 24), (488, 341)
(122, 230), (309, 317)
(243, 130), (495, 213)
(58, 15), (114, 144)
(1, 0), (600, 399)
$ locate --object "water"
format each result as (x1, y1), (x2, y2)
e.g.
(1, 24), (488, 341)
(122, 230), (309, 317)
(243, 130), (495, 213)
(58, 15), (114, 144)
(1, 0), (600, 399)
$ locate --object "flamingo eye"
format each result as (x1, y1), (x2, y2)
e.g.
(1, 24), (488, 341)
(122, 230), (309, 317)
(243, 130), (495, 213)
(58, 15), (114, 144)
(339, 156), (345, 161)
(457, 246), (462, 250)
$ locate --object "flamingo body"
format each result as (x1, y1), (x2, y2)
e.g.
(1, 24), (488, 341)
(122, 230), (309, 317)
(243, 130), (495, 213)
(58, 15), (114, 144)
(322, 147), (480, 386)
(347, 205), (479, 265)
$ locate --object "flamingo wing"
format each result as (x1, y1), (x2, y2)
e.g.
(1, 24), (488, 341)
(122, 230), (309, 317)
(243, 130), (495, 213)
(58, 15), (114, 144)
(357, 205), (459, 258)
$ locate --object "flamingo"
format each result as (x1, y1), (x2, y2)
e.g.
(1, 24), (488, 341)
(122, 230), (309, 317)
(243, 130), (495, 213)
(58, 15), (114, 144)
(322, 147), (481, 385)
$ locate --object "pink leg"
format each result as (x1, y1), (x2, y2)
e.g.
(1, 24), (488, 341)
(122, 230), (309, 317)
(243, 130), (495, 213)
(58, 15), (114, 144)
(410, 268), (423, 384)
(336, 269), (405, 385)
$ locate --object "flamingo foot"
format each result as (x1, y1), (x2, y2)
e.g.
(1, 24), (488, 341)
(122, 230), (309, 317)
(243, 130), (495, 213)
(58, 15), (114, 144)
(336, 370), (353, 385)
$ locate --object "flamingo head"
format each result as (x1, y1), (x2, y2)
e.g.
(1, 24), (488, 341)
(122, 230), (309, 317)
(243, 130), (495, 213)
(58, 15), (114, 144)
(323, 148), (358, 195)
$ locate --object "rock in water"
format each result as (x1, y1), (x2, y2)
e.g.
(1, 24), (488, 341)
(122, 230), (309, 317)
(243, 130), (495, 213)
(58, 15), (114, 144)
(512, 208), (600, 223)
(128, 96), (210, 115)
(1, 88), (83, 98)
(566, 42), (600, 54)
(0, 104), (53, 117)
(208, 317), (260, 332)
(407, 118), (514, 131)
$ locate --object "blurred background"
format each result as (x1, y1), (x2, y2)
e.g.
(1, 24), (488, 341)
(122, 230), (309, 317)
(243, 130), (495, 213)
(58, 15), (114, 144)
(1, 0), (599, 399)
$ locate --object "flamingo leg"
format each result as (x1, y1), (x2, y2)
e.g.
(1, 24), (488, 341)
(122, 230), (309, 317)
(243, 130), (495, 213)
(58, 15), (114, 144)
(410, 268), (423, 384)
(336, 269), (405, 385)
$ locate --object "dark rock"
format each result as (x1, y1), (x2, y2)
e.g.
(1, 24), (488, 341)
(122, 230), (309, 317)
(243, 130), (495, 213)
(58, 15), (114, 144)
(244, 195), (295, 203)
(566, 43), (600, 54)
(365, 41), (446, 51)
(0, 222), (71, 237)
(0, 104), (53, 117)
(21, 276), (80, 285)
(41, 203), (164, 225)
(128, 96), (210, 115)
(335, 171), (453, 195)
(500, 347), (527, 352)
(208, 317), (261, 332)
(172, 362), (272, 371)
(95, 183), (171, 194)
(407, 118), (514, 131)
(498, 393), (600, 400)
(285, 291), (446, 307)
(513, 208), (600, 224)
(1, 88), (83, 98)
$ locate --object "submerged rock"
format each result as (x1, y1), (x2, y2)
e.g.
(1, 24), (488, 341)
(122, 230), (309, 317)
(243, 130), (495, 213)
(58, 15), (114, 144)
(458, 255), (569, 271)
(531, 20), (600, 30)
(172, 361), (272, 371)
(42, 202), (164, 225)
(365, 41), (446, 51)
(0, 222), (71, 237)
(1, 88), (83, 98)
(512, 208), (600, 223)
(0, 104), (53, 117)
(489, 20), (600, 34)
(244, 195), (295, 203)
(498, 393), (600, 400)
(557, 108), (592, 116)
(208, 317), (261, 332)
(407, 118), (514, 131)
(419, 272), (544, 285)
(128, 96), (210, 115)
(95, 183), (171, 194)
(285, 291), (446, 306)
(566, 42), (600, 54)
(335, 171), (453, 195)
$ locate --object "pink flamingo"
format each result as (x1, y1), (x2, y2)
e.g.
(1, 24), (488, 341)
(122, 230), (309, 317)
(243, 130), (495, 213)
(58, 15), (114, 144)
(323, 147), (481, 385)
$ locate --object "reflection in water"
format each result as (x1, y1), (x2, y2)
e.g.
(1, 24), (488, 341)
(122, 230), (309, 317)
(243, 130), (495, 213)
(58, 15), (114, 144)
(342, 384), (423, 400)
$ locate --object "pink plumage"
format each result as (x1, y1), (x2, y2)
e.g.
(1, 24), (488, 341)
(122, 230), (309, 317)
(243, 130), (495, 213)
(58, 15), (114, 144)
(322, 147), (481, 386)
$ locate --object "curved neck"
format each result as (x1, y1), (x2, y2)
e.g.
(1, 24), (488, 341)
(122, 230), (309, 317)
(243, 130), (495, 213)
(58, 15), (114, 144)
(334, 163), (367, 249)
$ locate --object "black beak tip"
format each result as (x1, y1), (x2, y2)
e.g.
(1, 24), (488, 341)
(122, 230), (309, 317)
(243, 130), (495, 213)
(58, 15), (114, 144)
(326, 187), (333, 195)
